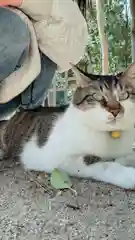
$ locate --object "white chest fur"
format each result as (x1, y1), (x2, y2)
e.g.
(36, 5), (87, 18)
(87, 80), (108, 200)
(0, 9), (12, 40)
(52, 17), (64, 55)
(21, 105), (135, 174)
(51, 105), (135, 159)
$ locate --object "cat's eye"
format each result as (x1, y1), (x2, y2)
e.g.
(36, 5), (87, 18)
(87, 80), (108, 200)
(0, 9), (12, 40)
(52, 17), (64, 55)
(84, 95), (95, 105)
(129, 92), (135, 100)
(119, 91), (129, 101)
(92, 93), (103, 101)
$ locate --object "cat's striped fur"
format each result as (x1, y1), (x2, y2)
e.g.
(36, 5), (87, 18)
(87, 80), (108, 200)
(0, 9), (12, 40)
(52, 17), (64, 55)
(1, 63), (135, 189)
(0, 106), (67, 160)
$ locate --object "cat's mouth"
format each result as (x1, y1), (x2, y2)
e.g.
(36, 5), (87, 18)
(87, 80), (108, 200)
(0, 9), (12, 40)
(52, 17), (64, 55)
(107, 118), (117, 125)
(106, 115), (123, 125)
(106, 118), (124, 132)
(106, 118), (122, 137)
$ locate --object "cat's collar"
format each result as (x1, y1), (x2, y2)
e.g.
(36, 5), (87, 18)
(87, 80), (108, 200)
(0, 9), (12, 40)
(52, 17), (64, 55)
(110, 131), (121, 139)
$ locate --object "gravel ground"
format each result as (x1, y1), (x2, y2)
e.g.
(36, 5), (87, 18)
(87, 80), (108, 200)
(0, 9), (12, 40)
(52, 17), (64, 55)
(0, 162), (135, 240)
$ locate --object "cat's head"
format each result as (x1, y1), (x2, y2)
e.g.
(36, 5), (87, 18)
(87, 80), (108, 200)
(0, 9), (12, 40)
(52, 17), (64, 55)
(71, 63), (135, 131)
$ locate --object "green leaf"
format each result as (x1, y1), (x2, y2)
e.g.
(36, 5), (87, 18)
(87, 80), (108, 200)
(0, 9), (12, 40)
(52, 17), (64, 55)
(50, 168), (72, 190)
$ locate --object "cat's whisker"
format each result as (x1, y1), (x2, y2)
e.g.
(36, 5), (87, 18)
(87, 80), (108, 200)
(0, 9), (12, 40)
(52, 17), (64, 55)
(107, 114), (115, 123)
(107, 114), (114, 120)
(116, 114), (123, 120)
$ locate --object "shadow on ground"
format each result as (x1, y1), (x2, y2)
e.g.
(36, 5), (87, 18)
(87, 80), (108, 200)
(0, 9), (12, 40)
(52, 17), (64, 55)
(0, 164), (135, 240)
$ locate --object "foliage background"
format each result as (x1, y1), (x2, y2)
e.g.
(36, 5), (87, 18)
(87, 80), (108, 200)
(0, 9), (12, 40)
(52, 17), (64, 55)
(79, 0), (131, 74)
(50, 0), (132, 104)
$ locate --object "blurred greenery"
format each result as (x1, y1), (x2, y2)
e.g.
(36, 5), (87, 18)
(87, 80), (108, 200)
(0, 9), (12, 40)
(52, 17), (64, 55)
(52, 0), (132, 103)
(78, 0), (131, 74)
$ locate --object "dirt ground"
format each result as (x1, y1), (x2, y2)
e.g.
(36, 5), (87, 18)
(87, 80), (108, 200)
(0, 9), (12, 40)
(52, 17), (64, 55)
(1, 161), (135, 240)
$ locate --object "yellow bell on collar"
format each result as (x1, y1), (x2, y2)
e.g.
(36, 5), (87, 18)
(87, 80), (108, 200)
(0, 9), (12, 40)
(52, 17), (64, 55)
(110, 131), (121, 139)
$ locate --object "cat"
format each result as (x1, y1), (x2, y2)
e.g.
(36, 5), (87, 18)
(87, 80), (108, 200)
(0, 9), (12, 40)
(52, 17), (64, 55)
(1, 63), (135, 189)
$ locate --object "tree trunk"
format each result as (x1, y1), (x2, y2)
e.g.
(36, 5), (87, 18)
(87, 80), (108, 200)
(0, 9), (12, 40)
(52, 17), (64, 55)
(96, 0), (109, 74)
(130, 0), (135, 62)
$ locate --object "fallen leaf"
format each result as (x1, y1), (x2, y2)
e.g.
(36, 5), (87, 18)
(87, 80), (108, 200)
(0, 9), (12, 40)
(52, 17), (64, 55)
(50, 168), (72, 190)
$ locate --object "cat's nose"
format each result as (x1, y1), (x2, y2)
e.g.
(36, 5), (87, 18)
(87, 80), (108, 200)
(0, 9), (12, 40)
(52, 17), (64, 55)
(107, 101), (121, 117)
(110, 109), (120, 117)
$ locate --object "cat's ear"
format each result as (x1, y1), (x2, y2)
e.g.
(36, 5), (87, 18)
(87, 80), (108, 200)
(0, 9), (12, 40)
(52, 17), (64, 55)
(119, 62), (135, 88)
(70, 63), (90, 88)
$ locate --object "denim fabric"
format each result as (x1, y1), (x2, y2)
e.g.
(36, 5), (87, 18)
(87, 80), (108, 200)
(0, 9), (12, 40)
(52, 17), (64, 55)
(21, 53), (56, 109)
(0, 7), (56, 118)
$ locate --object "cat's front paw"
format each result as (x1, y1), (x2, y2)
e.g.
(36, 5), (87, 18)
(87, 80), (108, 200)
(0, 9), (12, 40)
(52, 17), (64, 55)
(95, 162), (135, 189)
(116, 166), (135, 189)
(115, 154), (135, 168)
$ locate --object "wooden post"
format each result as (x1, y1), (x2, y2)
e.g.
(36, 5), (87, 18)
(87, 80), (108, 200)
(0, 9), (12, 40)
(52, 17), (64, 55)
(130, 0), (135, 62)
(96, 0), (109, 74)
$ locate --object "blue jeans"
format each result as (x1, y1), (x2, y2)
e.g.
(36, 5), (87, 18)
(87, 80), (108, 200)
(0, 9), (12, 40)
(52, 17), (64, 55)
(0, 8), (57, 118)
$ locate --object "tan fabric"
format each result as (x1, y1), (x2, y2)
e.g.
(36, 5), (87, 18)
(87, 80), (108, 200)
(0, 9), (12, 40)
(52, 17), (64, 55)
(0, 0), (88, 103)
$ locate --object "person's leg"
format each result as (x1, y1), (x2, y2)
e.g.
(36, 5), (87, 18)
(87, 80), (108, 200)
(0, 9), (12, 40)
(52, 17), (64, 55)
(0, 7), (30, 119)
(0, 7), (30, 80)
(21, 53), (57, 109)
(0, 7), (57, 120)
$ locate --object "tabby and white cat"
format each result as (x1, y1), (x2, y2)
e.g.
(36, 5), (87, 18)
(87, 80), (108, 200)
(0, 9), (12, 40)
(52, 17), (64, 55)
(1, 63), (135, 189)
